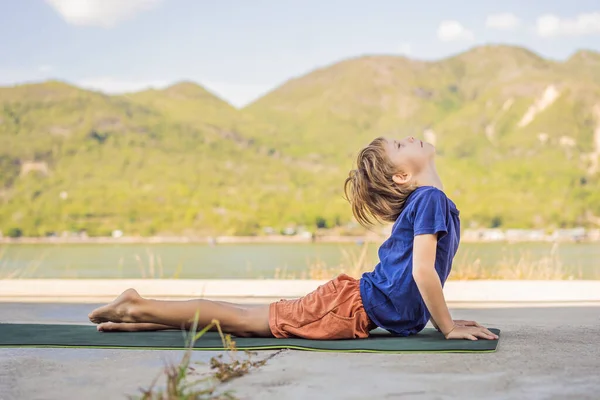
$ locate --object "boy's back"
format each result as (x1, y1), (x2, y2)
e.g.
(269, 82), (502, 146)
(360, 185), (461, 336)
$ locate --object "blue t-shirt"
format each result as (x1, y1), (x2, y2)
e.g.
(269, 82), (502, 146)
(359, 186), (461, 336)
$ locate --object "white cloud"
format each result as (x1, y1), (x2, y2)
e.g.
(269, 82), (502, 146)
(535, 12), (600, 37)
(45, 0), (163, 28)
(486, 13), (520, 30)
(437, 20), (474, 42)
(77, 77), (170, 93)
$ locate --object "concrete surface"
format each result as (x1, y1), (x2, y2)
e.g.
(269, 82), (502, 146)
(3, 279), (600, 303)
(1, 303), (600, 399)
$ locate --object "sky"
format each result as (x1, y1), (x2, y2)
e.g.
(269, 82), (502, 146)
(1, 0), (600, 107)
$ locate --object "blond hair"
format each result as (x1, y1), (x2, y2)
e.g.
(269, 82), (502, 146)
(344, 137), (416, 228)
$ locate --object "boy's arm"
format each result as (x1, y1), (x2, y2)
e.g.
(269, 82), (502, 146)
(413, 234), (498, 340)
(430, 317), (440, 331)
(412, 234), (454, 335)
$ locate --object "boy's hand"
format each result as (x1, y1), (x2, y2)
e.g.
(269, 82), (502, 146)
(444, 325), (498, 341)
(453, 319), (480, 327)
(431, 319), (480, 332)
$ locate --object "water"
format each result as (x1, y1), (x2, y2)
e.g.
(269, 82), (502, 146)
(0, 242), (598, 279)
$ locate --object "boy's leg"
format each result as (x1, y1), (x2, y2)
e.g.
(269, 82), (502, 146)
(96, 301), (266, 332)
(88, 289), (273, 337)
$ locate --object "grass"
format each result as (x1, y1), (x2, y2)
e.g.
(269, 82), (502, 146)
(131, 313), (268, 400)
(274, 242), (372, 280)
(0, 241), (590, 280)
(276, 241), (586, 280)
(134, 241), (589, 280)
(450, 242), (583, 280)
(132, 248), (184, 279)
(0, 246), (47, 279)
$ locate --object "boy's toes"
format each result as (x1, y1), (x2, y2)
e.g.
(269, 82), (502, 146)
(97, 322), (139, 332)
(88, 311), (106, 324)
(97, 322), (118, 331)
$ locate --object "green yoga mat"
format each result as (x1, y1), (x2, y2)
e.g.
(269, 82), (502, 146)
(0, 324), (500, 353)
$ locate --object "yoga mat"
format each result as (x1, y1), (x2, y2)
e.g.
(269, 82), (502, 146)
(0, 324), (500, 353)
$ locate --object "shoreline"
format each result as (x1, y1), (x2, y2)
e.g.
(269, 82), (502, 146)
(0, 235), (364, 245)
(0, 235), (597, 245)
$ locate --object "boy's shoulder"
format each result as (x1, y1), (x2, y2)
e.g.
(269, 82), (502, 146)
(396, 186), (458, 222)
(414, 186), (460, 215)
(407, 186), (449, 205)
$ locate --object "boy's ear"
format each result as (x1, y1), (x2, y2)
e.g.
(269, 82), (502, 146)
(392, 172), (411, 185)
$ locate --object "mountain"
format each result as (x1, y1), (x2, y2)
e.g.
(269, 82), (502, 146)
(243, 45), (600, 230)
(564, 50), (600, 85)
(244, 46), (559, 159)
(0, 81), (340, 236)
(1, 45), (600, 236)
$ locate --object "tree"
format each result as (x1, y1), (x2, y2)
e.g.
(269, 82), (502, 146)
(315, 216), (328, 229)
(490, 216), (503, 228)
(6, 227), (23, 238)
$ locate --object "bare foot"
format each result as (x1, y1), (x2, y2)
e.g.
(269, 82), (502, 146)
(97, 322), (176, 332)
(88, 288), (142, 324)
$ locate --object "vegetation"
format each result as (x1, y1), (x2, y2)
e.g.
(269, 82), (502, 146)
(131, 315), (270, 400)
(279, 242), (585, 281)
(1, 45), (600, 237)
(449, 242), (579, 280)
(0, 242), (589, 280)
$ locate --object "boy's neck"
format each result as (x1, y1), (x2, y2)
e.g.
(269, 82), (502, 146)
(414, 164), (444, 192)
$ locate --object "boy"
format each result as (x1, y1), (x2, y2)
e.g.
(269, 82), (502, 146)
(89, 136), (498, 341)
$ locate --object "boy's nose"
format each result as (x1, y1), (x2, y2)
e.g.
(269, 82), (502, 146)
(407, 136), (415, 143)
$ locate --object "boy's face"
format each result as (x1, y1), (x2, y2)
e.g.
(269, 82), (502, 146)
(385, 136), (435, 174)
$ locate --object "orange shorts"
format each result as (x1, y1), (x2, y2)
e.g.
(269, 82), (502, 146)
(268, 274), (376, 339)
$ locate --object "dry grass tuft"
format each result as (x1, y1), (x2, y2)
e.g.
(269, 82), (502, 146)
(131, 313), (267, 400)
(274, 242), (372, 280)
(450, 242), (582, 280)
(275, 242), (582, 281)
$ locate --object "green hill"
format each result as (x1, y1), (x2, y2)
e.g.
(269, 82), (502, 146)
(1, 45), (600, 236)
(564, 50), (600, 85)
(244, 45), (600, 230)
(0, 82), (342, 236)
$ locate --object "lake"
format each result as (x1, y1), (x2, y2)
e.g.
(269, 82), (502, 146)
(0, 242), (598, 280)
